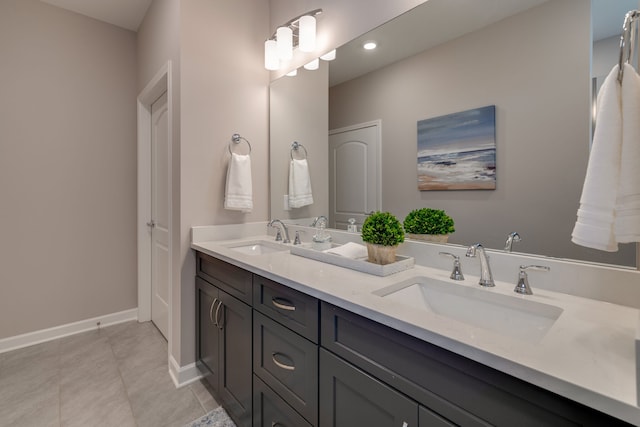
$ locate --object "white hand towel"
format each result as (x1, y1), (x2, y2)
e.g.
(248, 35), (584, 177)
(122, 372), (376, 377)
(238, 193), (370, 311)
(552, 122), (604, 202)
(572, 65), (621, 251)
(615, 63), (640, 242)
(224, 153), (253, 212)
(288, 158), (314, 208)
(323, 242), (368, 259)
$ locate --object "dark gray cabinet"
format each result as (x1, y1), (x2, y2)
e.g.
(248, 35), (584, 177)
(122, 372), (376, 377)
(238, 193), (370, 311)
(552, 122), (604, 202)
(320, 301), (632, 427)
(196, 256), (253, 427)
(195, 252), (632, 427)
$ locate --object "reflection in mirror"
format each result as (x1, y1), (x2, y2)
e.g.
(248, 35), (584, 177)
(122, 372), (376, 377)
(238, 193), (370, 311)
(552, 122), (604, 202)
(270, 0), (638, 267)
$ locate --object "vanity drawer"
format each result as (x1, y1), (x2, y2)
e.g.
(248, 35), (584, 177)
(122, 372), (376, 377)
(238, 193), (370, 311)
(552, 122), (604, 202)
(253, 375), (313, 427)
(197, 252), (252, 304)
(253, 275), (319, 343)
(253, 311), (318, 425)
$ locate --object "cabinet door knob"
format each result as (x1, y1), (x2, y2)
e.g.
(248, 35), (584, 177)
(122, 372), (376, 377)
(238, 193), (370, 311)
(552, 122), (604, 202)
(272, 352), (296, 371)
(271, 297), (296, 312)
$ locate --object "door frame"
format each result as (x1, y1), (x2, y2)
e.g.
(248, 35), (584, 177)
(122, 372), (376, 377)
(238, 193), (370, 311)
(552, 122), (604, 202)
(137, 61), (173, 346)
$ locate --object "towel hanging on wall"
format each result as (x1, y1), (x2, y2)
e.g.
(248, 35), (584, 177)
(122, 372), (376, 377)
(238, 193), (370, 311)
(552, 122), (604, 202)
(224, 152), (253, 212)
(288, 158), (313, 208)
(572, 63), (640, 250)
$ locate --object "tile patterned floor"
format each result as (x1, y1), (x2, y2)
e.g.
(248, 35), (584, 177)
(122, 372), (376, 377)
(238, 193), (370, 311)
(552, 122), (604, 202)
(0, 321), (219, 427)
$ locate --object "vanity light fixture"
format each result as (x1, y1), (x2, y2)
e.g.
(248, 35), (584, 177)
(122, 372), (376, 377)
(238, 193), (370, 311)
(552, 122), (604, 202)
(264, 8), (323, 71)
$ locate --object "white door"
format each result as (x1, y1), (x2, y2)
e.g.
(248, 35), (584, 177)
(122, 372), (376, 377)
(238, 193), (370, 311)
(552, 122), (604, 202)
(150, 91), (169, 339)
(329, 121), (381, 229)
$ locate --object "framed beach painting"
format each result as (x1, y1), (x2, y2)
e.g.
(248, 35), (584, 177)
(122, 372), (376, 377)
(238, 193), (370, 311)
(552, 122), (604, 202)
(417, 105), (496, 190)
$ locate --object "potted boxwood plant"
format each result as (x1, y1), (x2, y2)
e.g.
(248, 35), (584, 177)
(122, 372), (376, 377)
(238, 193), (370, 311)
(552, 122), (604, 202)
(361, 211), (405, 265)
(403, 208), (455, 243)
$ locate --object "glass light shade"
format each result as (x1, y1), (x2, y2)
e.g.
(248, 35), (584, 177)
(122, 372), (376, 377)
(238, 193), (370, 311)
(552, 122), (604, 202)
(264, 40), (279, 70)
(298, 15), (316, 52)
(276, 26), (293, 60)
(286, 69), (298, 77)
(320, 49), (336, 61)
(303, 58), (319, 70)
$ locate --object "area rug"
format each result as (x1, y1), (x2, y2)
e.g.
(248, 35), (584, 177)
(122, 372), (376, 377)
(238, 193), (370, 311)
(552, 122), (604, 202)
(184, 406), (236, 427)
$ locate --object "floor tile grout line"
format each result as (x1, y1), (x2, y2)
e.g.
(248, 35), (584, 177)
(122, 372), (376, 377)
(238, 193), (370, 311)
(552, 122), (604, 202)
(57, 341), (62, 427)
(106, 324), (141, 427)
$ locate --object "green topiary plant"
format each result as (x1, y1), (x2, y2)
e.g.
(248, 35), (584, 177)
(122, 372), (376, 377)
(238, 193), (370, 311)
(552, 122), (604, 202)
(403, 208), (455, 235)
(361, 211), (405, 246)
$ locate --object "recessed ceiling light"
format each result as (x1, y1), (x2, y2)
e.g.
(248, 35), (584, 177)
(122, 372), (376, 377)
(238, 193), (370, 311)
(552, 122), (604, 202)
(363, 41), (377, 50)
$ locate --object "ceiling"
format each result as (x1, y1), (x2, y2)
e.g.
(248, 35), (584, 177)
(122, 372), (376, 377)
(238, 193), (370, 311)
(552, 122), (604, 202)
(39, 0), (152, 32)
(328, 0), (637, 87)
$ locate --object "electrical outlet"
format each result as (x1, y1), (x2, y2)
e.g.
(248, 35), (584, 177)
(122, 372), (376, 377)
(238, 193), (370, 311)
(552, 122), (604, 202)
(283, 194), (290, 211)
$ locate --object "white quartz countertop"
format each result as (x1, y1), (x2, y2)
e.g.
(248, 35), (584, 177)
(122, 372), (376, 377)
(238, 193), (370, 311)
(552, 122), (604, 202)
(192, 235), (640, 425)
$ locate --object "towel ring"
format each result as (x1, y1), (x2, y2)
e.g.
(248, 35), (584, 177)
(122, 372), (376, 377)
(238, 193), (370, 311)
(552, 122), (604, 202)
(229, 133), (252, 155)
(290, 141), (308, 160)
(618, 10), (640, 83)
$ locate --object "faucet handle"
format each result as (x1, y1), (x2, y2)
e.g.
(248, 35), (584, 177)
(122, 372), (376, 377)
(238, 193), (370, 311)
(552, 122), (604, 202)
(293, 230), (305, 245)
(274, 229), (283, 241)
(439, 252), (465, 281)
(514, 265), (550, 295)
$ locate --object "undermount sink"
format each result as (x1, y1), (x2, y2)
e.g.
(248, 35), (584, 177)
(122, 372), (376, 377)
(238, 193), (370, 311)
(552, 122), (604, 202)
(225, 240), (288, 256)
(374, 277), (563, 342)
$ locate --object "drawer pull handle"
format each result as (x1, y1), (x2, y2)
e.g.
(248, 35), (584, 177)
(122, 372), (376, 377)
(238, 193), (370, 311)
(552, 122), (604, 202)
(209, 298), (219, 325)
(272, 352), (295, 371)
(271, 422), (283, 427)
(271, 297), (296, 312)
(215, 300), (224, 330)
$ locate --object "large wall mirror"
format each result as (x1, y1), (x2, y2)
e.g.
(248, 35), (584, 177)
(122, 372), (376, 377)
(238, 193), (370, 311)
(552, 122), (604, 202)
(270, 0), (638, 267)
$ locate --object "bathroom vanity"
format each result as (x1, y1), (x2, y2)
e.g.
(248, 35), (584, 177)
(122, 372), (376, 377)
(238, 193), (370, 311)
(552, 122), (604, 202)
(192, 225), (640, 427)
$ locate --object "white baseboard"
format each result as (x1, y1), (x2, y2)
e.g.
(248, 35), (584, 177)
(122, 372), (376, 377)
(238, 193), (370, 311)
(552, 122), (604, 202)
(169, 354), (203, 388)
(0, 308), (138, 354)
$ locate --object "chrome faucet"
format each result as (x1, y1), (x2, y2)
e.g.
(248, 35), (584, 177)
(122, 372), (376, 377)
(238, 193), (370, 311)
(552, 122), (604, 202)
(310, 216), (328, 228)
(310, 216), (331, 244)
(514, 265), (550, 295)
(268, 219), (291, 243)
(465, 243), (495, 287)
(504, 232), (522, 252)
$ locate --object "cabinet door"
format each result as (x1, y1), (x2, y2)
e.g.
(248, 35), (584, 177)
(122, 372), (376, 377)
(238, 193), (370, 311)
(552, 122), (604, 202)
(196, 277), (220, 392)
(319, 349), (418, 427)
(218, 289), (253, 427)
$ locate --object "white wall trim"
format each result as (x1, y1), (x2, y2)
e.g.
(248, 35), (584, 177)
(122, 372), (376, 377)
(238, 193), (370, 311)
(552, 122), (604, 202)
(0, 309), (138, 354)
(169, 354), (203, 388)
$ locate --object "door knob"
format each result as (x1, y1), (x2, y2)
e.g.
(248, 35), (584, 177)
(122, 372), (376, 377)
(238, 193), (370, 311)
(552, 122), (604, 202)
(146, 220), (156, 228)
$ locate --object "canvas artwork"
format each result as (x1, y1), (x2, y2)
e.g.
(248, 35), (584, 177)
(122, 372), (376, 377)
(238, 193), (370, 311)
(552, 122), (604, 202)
(417, 105), (496, 191)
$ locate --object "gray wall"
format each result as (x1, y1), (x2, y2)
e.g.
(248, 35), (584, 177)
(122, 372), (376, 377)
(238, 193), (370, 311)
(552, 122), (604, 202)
(270, 63), (329, 221)
(329, 0), (634, 265)
(0, 0), (138, 339)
